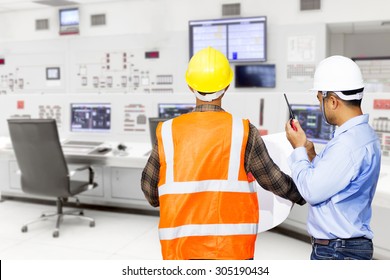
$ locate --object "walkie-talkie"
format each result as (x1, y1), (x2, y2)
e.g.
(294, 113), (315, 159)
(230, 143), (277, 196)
(283, 93), (298, 131)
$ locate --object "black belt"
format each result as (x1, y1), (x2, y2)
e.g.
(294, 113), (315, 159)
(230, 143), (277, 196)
(311, 237), (368, 246)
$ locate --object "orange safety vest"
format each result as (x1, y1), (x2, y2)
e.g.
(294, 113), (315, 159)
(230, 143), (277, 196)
(156, 111), (259, 260)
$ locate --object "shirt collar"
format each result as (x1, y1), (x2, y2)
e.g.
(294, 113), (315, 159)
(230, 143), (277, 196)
(194, 104), (225, 112)
(334, 114), (369, 138)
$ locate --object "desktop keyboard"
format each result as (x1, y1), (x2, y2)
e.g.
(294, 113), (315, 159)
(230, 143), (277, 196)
(62, 140), (103, 146)
(61, 146), (94, 154)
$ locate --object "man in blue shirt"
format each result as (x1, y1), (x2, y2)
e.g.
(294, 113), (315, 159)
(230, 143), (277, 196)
(285, 55), (381, 260)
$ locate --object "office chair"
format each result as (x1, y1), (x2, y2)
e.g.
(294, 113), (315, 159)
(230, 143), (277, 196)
(7, 119), (98, 238)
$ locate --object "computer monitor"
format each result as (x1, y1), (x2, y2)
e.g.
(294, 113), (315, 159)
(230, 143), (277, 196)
(59, 7), (79, 35)
(291, 104), (336, 144)
(148, 117), (168, 147)
(70, 103), (111, 132)
(235, 64), (276, 88)
(158, 103), (196, 119)
(189, 16), (267, 62)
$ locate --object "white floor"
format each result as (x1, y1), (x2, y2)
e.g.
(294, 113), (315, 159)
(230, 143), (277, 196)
(0, 199), (312, 260)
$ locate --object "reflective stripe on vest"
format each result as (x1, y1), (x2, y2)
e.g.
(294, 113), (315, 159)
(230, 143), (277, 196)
(159, 223), (258, 240)
(158, 180), (255, 196)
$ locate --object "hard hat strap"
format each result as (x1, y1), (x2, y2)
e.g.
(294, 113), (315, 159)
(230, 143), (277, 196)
(194, 89), (225, 102)
(322, 91), (363, 100)
(321, 98), (331, 126)
(321, 92), (332, 126)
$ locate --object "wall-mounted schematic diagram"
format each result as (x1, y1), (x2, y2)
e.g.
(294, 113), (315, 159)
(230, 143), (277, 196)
(74, 50), (175, 93)
(0, 36), (186, 94)
(0, 73), (26, 93)
(0, 51), (66, 94)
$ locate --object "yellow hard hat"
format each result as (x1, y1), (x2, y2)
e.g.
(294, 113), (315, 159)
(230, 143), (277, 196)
(185, 47), (233, 93)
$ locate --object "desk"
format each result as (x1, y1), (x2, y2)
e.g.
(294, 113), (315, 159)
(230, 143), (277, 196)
(0, 137), (151, 168)
(0, 137), (153, 210)
(61, 141), (151, 169)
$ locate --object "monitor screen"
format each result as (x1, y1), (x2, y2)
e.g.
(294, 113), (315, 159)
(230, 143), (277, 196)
(148, 117), (168, 147)
(70, 103), (111, 132)
(59, 8), (79, 27)
(235, 64), (276, 88)
(291, 104), (336, 144)
(189, 16), (267, 62)
(158, 103), (196, 119)
(46, 67), (60, 80)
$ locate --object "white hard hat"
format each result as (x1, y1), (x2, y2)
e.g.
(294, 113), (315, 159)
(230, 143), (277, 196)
(312, 55), (364, 93)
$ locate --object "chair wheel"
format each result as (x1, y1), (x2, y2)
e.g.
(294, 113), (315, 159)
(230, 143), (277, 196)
(89, 221), (95, 227)
(53, 230), (59, 238)
(21, 226), (28, 233)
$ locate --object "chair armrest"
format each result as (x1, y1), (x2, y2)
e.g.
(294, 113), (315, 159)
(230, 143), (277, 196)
(69, 165), (95, 185)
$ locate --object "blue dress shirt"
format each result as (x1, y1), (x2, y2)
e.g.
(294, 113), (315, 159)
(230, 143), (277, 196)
(288, 114), (381, 239)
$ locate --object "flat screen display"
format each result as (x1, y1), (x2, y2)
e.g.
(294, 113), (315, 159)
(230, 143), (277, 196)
(158, 103), (196, 119)
(59, 8), (79, 26)
(235, 64), (276, 88)
(189, 16), (267, 62)
(148, 117), (168, 147)
(291, 104), (336, 144)
(70, 103), (111, 132)
(46, 67), (60, 80)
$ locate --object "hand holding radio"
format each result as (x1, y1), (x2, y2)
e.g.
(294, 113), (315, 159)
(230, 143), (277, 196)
(284, 93), (307, 148)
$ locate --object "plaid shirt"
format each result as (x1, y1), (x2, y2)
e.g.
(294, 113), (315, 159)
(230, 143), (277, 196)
(141, 104), (306, 207)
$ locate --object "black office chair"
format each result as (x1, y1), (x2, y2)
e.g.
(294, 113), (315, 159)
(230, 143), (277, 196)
(7, 119), (98, 238)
